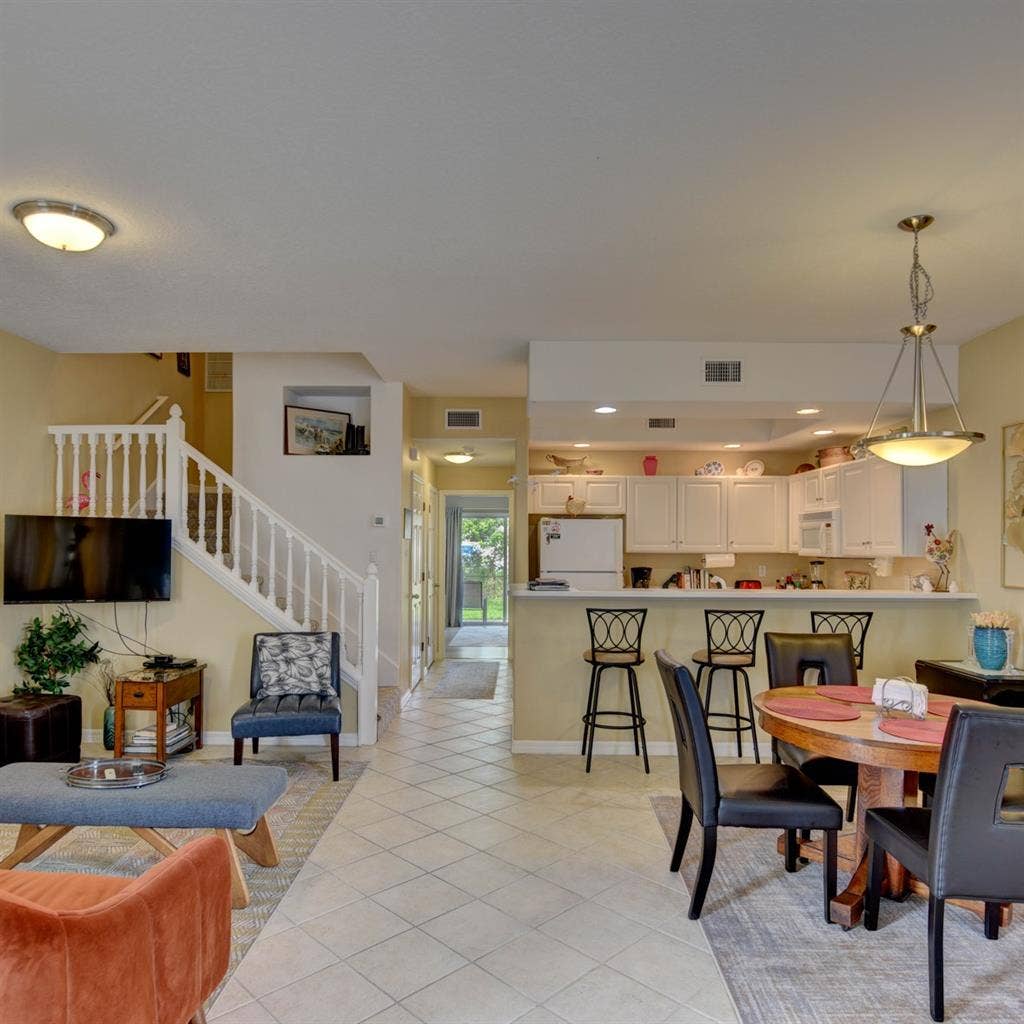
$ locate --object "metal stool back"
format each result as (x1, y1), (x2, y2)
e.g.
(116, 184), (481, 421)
(586, 608), (646, 663)
(811, 611), (873, 669)
(705, 609), (764, 663)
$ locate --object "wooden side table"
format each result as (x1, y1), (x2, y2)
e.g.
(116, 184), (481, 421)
(113, 665), (205, 761)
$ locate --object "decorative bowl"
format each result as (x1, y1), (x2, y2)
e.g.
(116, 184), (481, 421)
(546, 453), (588, 471)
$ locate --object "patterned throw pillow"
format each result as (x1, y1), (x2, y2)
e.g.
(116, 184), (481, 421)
(255, 633), (335, 697)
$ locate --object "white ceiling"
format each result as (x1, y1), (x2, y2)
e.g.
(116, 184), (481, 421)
(1, 2), (1021, 397)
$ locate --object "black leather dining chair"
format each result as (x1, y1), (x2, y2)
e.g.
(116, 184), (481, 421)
(864, 705), (1024, 1022)
(655, 650), (842, 921)
(764, 632), (860, 822)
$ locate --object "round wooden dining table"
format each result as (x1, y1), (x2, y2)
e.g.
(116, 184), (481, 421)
(753, 686), (1003, 929)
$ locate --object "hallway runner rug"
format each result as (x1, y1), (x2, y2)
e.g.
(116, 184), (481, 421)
(429, 659), (500, 699)
(651, 794), (1024, 1024)
(0, 756), (365, 994)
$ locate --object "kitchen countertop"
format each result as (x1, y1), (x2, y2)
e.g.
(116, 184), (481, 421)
(512, 586), (976, 600)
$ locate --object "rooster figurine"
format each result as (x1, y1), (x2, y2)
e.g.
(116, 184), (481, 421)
(65, 470), (101, 513)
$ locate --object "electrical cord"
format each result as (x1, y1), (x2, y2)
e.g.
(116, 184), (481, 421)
(62, 603), (165, 659)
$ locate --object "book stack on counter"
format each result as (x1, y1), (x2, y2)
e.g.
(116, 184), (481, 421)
(122, 721), (195, 757)
(528, 577), (570, 591)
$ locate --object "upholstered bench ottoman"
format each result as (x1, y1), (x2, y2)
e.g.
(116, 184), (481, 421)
(0, 761), (287, 907)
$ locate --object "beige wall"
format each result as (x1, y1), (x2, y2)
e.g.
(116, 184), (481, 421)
(434, 464), (514, 491)
(950, 315), (1024, 665)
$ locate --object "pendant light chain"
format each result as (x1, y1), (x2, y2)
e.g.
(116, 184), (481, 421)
(908, 226), (935, 325)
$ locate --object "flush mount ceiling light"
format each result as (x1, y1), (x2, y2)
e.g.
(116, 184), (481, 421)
(796, 408), (821, 415)
(812, 429), (836, 436)
(723, 443), (742, 449)
(594, 406), (617, 415)
(856, 215), (984, 466)
(12, 199), (115, 252)
(573, 443), (591, 448)
(443, 448), (474, 464)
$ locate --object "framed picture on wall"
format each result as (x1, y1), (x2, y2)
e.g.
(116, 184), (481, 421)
(176, 353), (191, 377)
(1003, 422), (1024, 588)
(284, 405), (352, 455)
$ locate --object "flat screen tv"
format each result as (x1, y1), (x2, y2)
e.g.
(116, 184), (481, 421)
(3, 515), (172, 604)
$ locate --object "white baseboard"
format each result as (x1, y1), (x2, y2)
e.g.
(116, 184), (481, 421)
(82, 729), (361, 748)
(510, 738), (757, 759)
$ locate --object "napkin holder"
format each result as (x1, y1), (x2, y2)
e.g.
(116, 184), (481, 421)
(872, 677), (929, 720)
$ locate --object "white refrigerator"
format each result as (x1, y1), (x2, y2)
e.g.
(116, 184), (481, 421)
(539, 518), (624, 590)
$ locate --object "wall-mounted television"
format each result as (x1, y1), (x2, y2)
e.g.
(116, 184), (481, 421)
(3, 515), (172, 604)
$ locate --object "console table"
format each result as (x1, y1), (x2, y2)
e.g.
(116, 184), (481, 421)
(915, 659), (1024, 707)
(114, 664), (205, 760)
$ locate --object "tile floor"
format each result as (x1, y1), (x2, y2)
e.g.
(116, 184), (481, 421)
(209, 659), (738, 1024)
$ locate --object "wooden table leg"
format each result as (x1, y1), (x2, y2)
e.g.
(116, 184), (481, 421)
(1, 824), (74, 869)
(218, 829), (251, 908)
(131, 827), (178, 858)
(232, 815), (280, 867)
(193, 670), (204, 750)
(156, 684), (167, 763)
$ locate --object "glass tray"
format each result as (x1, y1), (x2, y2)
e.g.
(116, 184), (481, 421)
(66, 758), (169, 789)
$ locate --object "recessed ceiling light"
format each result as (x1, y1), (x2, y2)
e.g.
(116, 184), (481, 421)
(594, 406), (617, 415)
(443, 450), (474, 464)
(796, 408), (821, 415)
(573, 443), (591, 448)
(723, 443), (742, 449)
(12, 199), (115, 252)
(812, 429), (835, 436)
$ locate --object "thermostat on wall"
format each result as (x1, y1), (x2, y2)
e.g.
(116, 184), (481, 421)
(370, 514), (388, 528)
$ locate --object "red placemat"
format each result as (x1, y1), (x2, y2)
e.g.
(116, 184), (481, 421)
(879, 718), (948, 744)
(817, 685), (876, 705)
(927, 698), (958, 718)
(762, 697), (861, 721)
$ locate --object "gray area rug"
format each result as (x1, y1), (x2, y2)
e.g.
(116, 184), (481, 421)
(651, 794), (1023, 1024)
(448, 624), (509, 646)
(0, 756), (365, 994)
(429, 659), (500, 699)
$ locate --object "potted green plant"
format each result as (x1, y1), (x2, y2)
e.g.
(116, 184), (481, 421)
(14, 611), (101, 695)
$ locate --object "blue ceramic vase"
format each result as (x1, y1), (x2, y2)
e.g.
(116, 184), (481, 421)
(974, 627), (1008, 671)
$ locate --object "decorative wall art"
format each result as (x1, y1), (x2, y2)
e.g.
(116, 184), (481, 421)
(284, 405), (352, 455)
(176, 353), (191, 377)
(1003, 422), (1024, 588)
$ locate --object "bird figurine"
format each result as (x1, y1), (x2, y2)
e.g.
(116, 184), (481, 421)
(65, 470), (101, 513)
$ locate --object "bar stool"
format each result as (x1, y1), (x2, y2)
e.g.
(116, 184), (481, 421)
(810, 611), (874, 670)
(581, 608), (649, 774)
(692, 609), (765, 762)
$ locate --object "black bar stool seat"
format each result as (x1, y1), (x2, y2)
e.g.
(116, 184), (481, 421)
(580, 608), (649, 774)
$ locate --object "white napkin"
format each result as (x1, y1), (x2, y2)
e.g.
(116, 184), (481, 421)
(872, 677), (929, 720)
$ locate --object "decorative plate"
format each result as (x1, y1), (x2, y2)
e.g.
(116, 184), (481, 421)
(697, 460), (724, 476)
(742, 459), (765, 477)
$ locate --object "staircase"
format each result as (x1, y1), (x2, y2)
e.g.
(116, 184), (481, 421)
(48, 405), (380, 744)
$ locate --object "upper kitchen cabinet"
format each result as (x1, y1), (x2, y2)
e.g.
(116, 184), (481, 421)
(799, 465), (841, 512)
(529, 475), (626, 514)
(788, 474), (802, 552)
(677, 478), (728, 552)
(839, 457), (947, 557)
(727, 477), (787, 552)
(625, 476), (677, 552)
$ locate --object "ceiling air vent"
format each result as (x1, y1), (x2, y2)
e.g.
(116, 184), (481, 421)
(445, 408), (482, 429)
(647, 417), (676, 429)
(702, 358), (743, 384)
(205, 353), (233, 392)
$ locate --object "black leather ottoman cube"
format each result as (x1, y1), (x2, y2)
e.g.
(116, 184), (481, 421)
(0, 695), (82, 766)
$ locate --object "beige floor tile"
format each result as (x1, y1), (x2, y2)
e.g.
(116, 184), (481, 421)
(334, 798), (401, 829)
(512, 1009), (567, 1024)
(453, 787), (522, 812)
(261, 962), (393, 1023)
(232, 926), (337, 999)
(482, 874), (582, 927)
(540, 902), (651, 963)
(537, 853), (632, 898)
(340, 851), (426, 895)
(406, 799), (480, 829)
(401, 964), (534, 1024)
(490, 801), (570, 833)
(393, 832), (476, 871)
(372, 874), (475, 925)
(387, 763), (451, 785)
(479, 930), (596, 1003)
(348, 929), (467, 1001)
(443, 815), (523, 851)
(609, 932), (724, 1010)
(308, 829), (383, 870)
(593, 878), (709, 951)
(363, 1005), (424, 1024)
(373, 787), (445, 813)
(209, 1001), (279, 1023)
(303, 898), (411, 958)
(429, 752), (486, 773)
(356, 772), (413, 798)
(544, 965), (678, 1024)
(208, 977), (253, 1018)
(257, 906), (297, 940)
(421, 899), (528, 959)
(416, 775), (484, 799)
(277, 871), (364, 924)
(488, 832), (568, 871)
(355, 814), (436, 848)
(433, 736), (489, 754)
(433, 850), (528, 898)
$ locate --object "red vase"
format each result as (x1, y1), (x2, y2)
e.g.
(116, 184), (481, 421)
(642, 455), (658, 476)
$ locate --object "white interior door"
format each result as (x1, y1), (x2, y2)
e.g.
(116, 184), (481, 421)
(410, 475), (425, 688)
(425, 485), (438, 669)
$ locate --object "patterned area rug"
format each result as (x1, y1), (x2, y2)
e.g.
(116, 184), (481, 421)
(429, 659), (500, 699)
(651, 795), (1024, 1024)
(448, 624), (509, 646)
(0, 756), (364, 991)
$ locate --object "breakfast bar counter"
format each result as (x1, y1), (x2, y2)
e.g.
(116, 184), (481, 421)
(510, 586), (978, 754)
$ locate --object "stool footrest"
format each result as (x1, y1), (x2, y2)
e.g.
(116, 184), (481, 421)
(582, 709), (647, 731)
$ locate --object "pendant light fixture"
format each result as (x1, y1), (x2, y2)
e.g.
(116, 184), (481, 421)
(856, 215), (983, 466)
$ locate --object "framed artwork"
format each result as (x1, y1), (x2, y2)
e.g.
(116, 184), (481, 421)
(176, 353), (191, 377)
(1002, 422), (1024, 588)
(284, 405), (352, 455)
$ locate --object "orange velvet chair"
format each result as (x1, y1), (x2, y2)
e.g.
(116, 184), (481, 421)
(0, 835), (232, 1024)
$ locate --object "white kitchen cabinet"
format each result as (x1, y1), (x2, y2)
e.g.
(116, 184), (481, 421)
(799, 466), (841, 512)
(529, 475), (626, 514)
(839, 461), (873, 555)
(727, 477), (787, 552)
(626, 476), (677, 552)
(677, 479), (728, 552)
(788, 475), (802, 552)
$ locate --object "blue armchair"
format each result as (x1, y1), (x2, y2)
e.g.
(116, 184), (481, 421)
(231, 632), (343, 780)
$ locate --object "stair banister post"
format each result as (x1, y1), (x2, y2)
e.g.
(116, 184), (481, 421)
(163, 404), (186, 530)
(358, 562), (380, 745)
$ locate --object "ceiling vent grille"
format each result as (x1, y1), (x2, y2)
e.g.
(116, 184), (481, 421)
(445, 408), (482, 429)
(205, 353), (233, 392)
(647, 417), (676, 429)
(702, 358), (743, 384)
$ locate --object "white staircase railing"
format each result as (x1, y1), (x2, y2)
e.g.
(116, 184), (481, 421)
(48, 404), (380, 745)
